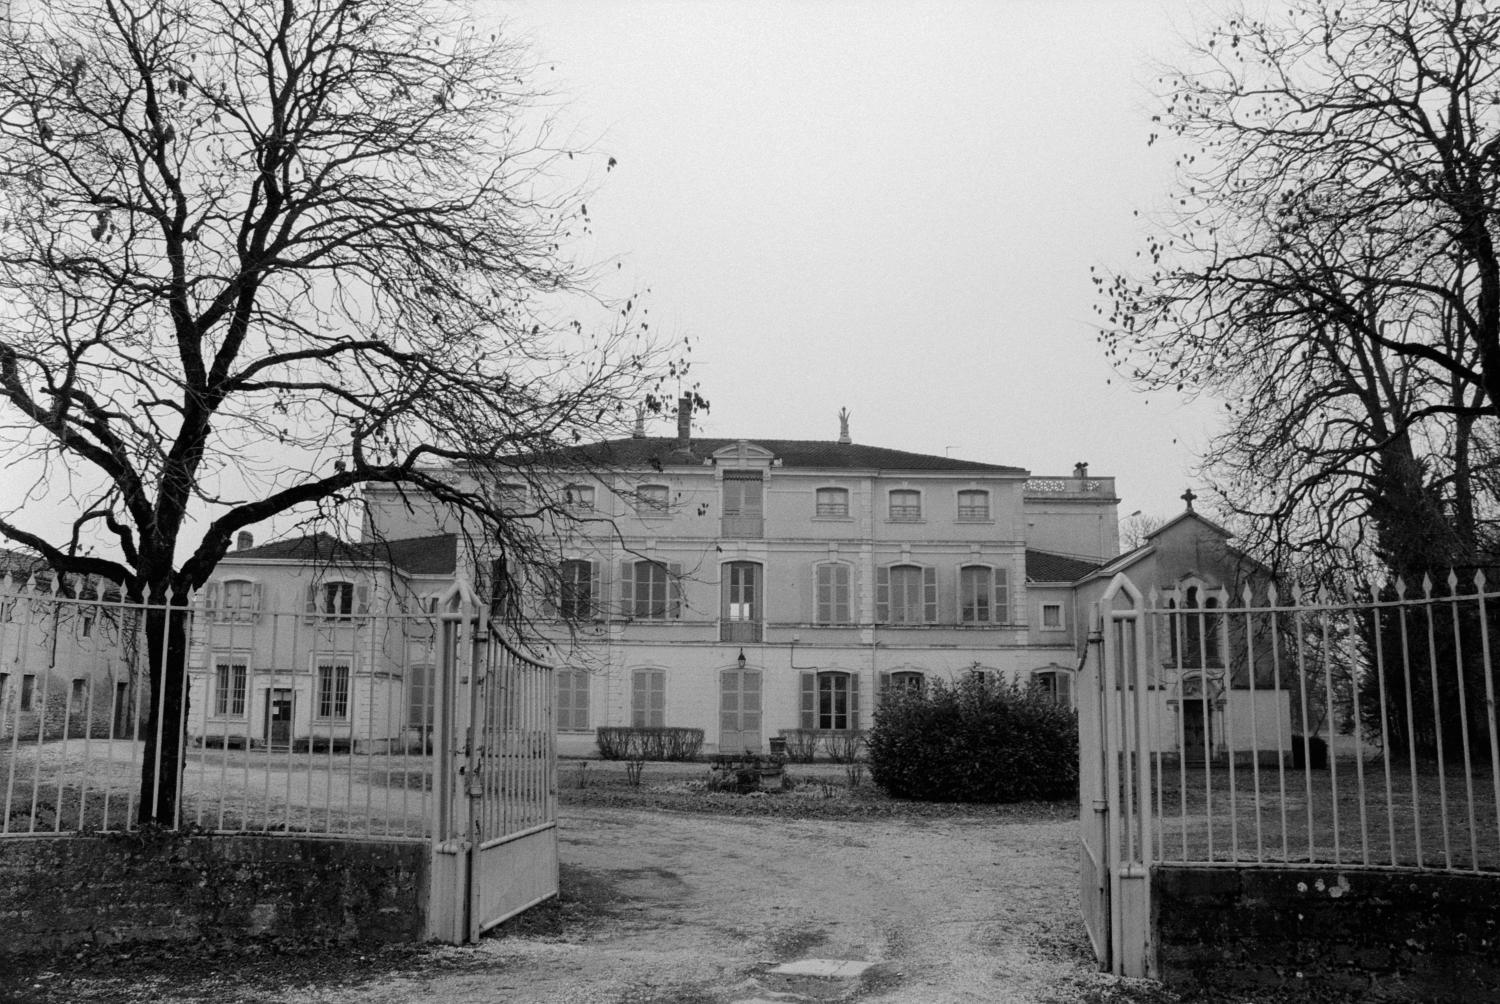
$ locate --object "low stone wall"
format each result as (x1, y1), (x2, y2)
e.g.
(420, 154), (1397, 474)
(1154, 864), (1500, 1000)
(0, 832), (429, 954)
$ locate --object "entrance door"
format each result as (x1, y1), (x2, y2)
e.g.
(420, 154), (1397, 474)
(266, 689), (294, 747)
(1182, 697), (1212, 762)
(719, 667), (761, 754)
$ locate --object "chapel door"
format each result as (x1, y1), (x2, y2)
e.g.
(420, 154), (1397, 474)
(719, 668), (762, 754)
(1182, 697), (1212, 762)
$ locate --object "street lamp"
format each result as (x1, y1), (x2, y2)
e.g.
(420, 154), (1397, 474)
(737, 649), (746, 670)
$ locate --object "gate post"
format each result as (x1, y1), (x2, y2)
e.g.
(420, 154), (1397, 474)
(1099, 572), (1156, 979)
(425, 579), (485, 944)
(1078, 603), (1112, 970)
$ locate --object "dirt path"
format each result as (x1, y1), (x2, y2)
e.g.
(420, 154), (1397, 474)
(327, 805), (1154, 1004)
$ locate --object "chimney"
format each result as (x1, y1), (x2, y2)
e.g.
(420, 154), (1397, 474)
(236, 530), (254, 551)
(1073, 462), (1089, 479)
(838, 407), (852, 445)
(631, 405), (646, 439)
(676, 395), (692, 449)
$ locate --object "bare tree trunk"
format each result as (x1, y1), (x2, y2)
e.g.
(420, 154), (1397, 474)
(136, 603), (189, 826)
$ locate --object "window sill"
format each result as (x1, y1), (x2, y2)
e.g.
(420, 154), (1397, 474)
(954, 518), (994, 525)
(885, 518), (925, 524)
(811, 514), (853, 522)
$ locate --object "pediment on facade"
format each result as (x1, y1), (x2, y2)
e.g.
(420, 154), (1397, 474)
(711, 440), (776, 468)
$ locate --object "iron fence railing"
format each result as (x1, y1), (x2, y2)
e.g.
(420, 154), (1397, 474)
(0, 577), (481, 840)
(1102, 573), (1500, 873)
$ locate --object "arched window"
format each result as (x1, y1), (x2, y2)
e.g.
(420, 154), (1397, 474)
(1172, 585), (1224, 668)
(888, 489), (922, 521)
(815, 486), (850, 517)
(956, 489), (990, 521)
(1031, 667), (1074, 708)
(877, 564), (936, 623)
(885, 670), (925, 696)
(800, 670), (859, 731)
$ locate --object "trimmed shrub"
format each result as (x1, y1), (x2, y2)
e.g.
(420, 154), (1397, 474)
(777, 728), (866, 763)
(867, 674), (1078, 803)
(595, 726), (704, 761)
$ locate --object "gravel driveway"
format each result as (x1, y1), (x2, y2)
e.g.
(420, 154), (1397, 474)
(332, 803), (1162, 1004)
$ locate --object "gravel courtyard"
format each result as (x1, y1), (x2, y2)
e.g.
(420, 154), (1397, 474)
(3, 789), (1182, 1004)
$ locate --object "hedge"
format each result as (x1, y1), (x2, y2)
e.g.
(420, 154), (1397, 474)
(595, 726), (704, 761)
(867, 674), (1078, 803)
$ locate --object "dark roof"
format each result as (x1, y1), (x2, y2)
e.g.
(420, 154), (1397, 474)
(228, 532), (457, 576)
(1026, 549), (1102, 583)
(564, 437), (1025, 474)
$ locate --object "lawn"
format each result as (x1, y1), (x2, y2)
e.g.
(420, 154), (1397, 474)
(1149, 753), (1500, 870)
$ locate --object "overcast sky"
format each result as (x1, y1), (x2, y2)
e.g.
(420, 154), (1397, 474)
(505, 0), (1222, 522)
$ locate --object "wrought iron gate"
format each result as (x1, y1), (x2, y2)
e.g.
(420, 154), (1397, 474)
(428, 582), (558, 942)
(1078, 573), (1155, 978)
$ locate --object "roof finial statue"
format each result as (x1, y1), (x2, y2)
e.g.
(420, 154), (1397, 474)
(838, 407), (851, 445)
(1181, 487), (1197, 512)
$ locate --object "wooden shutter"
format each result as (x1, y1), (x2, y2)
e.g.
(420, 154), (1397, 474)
(876, 672), (891, 713)
(668, 562), (683, 618)
(800, 671), (816, 729)
(849, 673), (860, 730)
(355, 584), (371, 615)
(994, 568), (1009, 624)
(619, 561), (635, 618)
(875, 566), (890, 623)
(204, 582), (220, 615)
(250, 582), (263, 617)
(303, 581), (318, 623)
(589, 561), (603, 620)
(922, 566), (937, 622)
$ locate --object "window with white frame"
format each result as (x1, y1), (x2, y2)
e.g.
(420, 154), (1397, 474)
(20, 674), (35, 711)
(800, 670), (859, 730)
(564, 484), (595, 510)
(406, 664), (434, 730)
(636, 483), (669, 515)
(959, 565), (991, 623)
(1169, 585), (1224, 668)
(1041, 602), (1064, 630)
(815, 487), (850, 517)
(623, 559), (681, 619)
(557, 668), (590, 730)
(887, 489), (922, 521)
(211, 578), (262, 623)
(306, 579), (365, 621)
(956, 489), (991, 521)
(632, 668), (666, 728)
(557, 559), (595, 620)
(1032, 668), (1074, 708)
(877, 564), (937, 624)
(315, 661), (351, 719)
(70, 678), (86, 713)
(885, 670), (925, 696)
(214, 658), (248, 717)
(815, 563), (852, 624)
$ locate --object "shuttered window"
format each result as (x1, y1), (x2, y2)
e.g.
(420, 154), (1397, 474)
(632, 669), (666, 728)
(815, 563), (851, 624)
(799, 671), (860, 730)
(876, 565), (937, 624)
(557, 669), (590, 731)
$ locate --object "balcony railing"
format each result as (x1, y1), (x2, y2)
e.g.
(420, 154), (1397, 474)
(720, 515), (763, 539)
(720, 619), (762, 642)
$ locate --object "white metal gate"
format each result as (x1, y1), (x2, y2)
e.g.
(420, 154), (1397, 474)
(1078, 573), (1155, 978)
(428, 582), (558, 943)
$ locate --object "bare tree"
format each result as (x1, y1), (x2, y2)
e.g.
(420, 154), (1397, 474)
(0, 0), (685, 822)
(1097, 0), (1500, 573)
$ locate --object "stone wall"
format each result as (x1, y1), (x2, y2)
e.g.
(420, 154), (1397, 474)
(1154, 865), (1500, 1000)
(0, 833), (428, 954)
